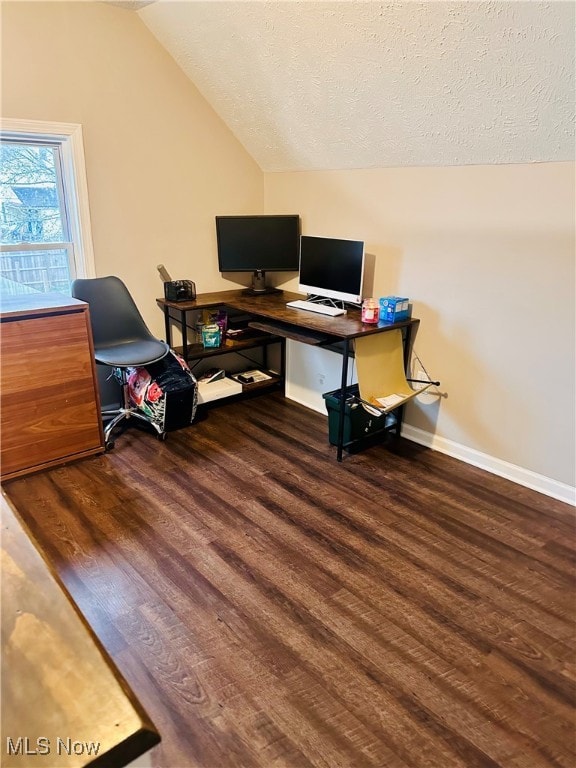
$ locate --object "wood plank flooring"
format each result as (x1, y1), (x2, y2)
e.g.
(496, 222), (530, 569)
(4, 393), (575, 768)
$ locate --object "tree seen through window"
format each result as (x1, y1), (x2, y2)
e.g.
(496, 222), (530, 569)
(1, 141), (73, 294)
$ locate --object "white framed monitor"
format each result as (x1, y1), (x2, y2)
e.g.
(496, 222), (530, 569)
(298, 235), (365, 305)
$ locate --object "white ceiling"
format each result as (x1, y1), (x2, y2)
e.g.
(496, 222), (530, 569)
(132, 1), (574, 172)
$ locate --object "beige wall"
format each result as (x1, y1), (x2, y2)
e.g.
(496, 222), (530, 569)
(1, 1), (263, 336)
(266, 164), (575, 493)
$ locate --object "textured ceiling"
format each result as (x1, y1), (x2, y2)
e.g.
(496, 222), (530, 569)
(136, 1), (575, 172)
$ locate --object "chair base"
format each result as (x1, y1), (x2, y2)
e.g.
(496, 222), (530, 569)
(102, 407), (166, 450)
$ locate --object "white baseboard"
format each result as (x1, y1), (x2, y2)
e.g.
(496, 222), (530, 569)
(401, 424), (576, 506)
(126, 750), (153, 767)
(289, 394), (575, 506)
(287, 392), (325, 416)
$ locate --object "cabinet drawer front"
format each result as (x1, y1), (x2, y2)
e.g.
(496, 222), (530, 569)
(1, 311), (103, 476)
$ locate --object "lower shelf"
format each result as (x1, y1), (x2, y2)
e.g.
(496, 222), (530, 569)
(197, 373), (282, 404)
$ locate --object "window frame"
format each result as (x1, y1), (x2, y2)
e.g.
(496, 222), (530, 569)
(0, 118), (96, 287)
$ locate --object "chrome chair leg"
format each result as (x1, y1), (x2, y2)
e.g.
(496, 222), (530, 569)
(102, 369), (165, 449)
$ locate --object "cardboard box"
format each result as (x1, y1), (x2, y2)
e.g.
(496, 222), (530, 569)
(379, 296), (410, 323)
(197, 376), (242, 404)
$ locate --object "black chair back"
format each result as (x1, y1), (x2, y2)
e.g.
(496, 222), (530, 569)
(72, 276), (169, 366)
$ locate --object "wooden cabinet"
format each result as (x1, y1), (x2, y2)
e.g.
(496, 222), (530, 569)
(1, 294), (104, 481)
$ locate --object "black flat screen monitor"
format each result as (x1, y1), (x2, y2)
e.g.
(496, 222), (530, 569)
(298, 235), (365, 305)
(216, 214), (300, 294)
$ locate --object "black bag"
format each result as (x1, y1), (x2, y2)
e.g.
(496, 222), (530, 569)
(127, 350), (197, 432)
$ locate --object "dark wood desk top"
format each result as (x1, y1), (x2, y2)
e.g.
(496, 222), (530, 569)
(158, 289), (418, 341)
(1, 492), (160, 767)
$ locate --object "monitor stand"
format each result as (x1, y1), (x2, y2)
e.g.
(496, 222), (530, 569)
(242, 270), (282, 296)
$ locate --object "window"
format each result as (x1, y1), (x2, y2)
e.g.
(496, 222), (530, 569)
(0, 119), (95, 296)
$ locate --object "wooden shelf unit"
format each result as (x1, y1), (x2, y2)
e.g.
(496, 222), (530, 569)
(162, 301), (285, 401)
(172, 330), (282, 363)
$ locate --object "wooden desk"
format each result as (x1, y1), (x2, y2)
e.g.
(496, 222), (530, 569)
(1, 492), (160, 767)
(1, 293), (105, 480)
(158, 290), (419, 461)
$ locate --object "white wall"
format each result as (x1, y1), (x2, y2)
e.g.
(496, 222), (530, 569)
(266, 163), (575, 500)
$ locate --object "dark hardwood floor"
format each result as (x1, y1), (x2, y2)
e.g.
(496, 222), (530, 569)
(4, 393), (575, 768)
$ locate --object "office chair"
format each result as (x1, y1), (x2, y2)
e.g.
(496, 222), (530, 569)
(72, 275), (170, 450)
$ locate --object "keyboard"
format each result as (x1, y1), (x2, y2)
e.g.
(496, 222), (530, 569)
(286, 299), (346, 317)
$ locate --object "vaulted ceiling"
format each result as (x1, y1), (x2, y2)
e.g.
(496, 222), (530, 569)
(125, 1), (573, 172)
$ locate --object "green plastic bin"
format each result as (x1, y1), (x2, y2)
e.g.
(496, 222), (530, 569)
(323, 384), (395, 445)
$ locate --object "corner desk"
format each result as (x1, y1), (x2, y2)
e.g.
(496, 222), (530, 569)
(157, 290), (419, 461)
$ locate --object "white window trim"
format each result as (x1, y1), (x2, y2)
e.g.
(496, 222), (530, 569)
(0, 117), (96, 279)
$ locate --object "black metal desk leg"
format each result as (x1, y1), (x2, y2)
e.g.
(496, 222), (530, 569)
(163, 306), (171, 347)
(336, 341), (351, 461)
(280, 338), (286, 394)
(180, 308), (188, 360)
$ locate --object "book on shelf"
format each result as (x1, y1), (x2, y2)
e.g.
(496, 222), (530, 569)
(231, 369), (273, 384)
